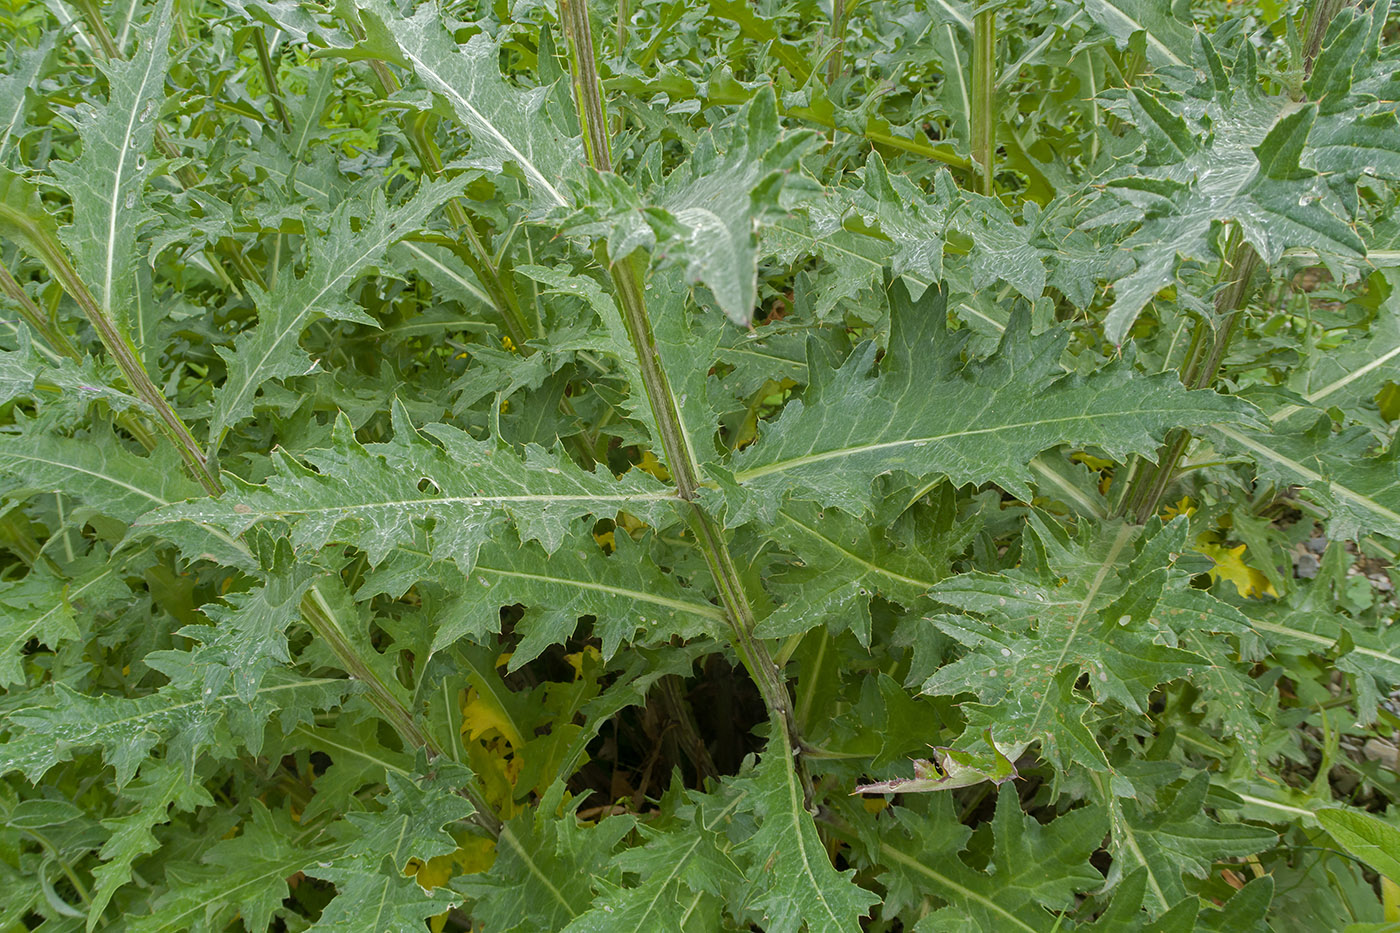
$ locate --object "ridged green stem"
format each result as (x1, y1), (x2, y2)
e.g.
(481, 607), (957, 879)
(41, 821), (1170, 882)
(33, 0), (505, 839)
(0, 206), (221, 495)
(1114, 0), (1343, 522)
(971, 5), (996, 194)
(251, 26), (292, 133)
(0, 259), (79, 360)
(559, 0), (808, 790)
(826, 0), (847, 86)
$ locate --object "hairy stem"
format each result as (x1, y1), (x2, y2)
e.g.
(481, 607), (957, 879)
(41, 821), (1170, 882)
(302, 589), (502, 835)
(826, 0), (847, 86)
(251, 26), (292, 133)
(0, 260), (79, 359)
(1302, 0), (1345, 79)
(971, 4), (996, 194)
(558, 0), (808, 781)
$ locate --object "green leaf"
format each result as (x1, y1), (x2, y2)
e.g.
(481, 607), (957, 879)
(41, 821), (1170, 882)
(0, 550), (125, 688)
(153, 534), (317, 702)
(886, 788), (1106, 931)
(208, 178), (466, 451)
(128, 801), (327, 933)
(561, 786), (743, 932)
(436, 527), (722, 666)
(1318, 807), (1400, 882)
(1211, 419), (1400, 540)
(921, 516), (1253, 771)
(1100, 99), (1365, 344)
(1100, 772), (1277, 912)
(1078, 0), (1194, 67)
(348, 0), (580, 210)
(148, 402), (679, 571)
(756, 489), (970, 646)
(654, 88), (818, 325)
(732, 742), (879, 932)
(453, 784), (633, 932)
(0, 33), (53, 162)
(0, 420), (251, 567)
(87, 760), (213, 931)
(0, 672), (346, 786)
(1271, 271), (1400, 420)
(303, 761), (477, 930)
(47, 0), (173, 351)
(725, 280), (1260, 522)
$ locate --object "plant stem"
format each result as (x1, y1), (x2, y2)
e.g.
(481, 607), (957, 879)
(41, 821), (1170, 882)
(2, 209), (222, 495)
(302, 588), (502, 835)
(616, 0), (629, 57)
(0, 260), (79, 359)
(1112, 0), (1346, 523)
(971, 3), (996, 195)
(560, 0), (613, 173)
(401, 114), (533, 347)
(344, 5), (534, 348)
(1123, 233), (1260, 522)
(251, 26), (292, 133)
(3, 193), (504, 837)
(557, 0), (807, 780)
(1302, 0), (1345, 79)
(826, 0), (847, 86)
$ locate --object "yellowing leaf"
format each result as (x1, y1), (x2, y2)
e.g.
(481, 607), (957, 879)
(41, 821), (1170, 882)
(1162, 496), (1196, 520)
(1197, 540), (1278, 599)
(564, 645), (602, 680)
(635, 449), (670, 481)
(460, 687), (521, 745)
(1072, 451), (1115, 471)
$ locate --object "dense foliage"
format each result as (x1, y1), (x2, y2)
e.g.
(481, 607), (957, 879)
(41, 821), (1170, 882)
(1, 0), (1399, 928)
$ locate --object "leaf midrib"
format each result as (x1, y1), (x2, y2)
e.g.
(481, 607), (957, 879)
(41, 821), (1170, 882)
(734, 407), (1217, 482)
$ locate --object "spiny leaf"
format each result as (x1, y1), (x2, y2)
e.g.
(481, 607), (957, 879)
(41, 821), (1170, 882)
(208, 178), (466, 451)
(0, 550), (125, 688)
(655, 88), (818, 324)
(724, 280), (1261, 522)
(1100, 772), (1277, 911)
(47, 0), (173, 352)
(921, 516), (1256, 771)
(147, 402), (680, 571)
(561, 791), (743, 932)
(756, 490), (970, 646)
(346, 0), (580, 210)
(436, 527), (722, 667)
(732, 742), (880, 932)
(1211, 419), (1400, 540)
(452, 784), (633, 932)
(127, 802), (332, 933)
(154, 534), (317, 702)
(0, 420), (251, 567)
(0, 33), (53, 162)
(0, 673), (347, 786)
(876, 788), (1106, 931)
(86, 760), (214, 931)
(1078, 0), (1194, 68)
(1099, 97), (1364, 344)
(303, 761), (477, 930)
